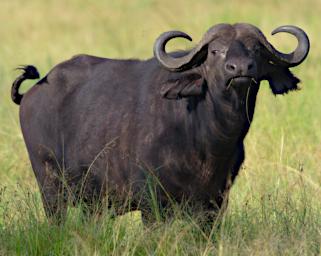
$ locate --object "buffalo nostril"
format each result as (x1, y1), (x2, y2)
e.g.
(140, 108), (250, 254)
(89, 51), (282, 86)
(226, 63), (237, 72)
(248, 63), (254, 70)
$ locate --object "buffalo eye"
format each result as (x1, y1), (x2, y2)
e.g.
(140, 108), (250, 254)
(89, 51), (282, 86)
(211, 50), (220, 55)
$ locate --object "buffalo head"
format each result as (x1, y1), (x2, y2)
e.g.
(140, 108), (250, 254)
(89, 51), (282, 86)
(154, 23), (309, 99)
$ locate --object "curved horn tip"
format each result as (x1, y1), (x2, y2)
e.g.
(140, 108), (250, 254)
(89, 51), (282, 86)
(179, 32), (193, 42)
(154, 30), (199, 71)
(271, 25), (309, 37)
(157, 31), (193, 42)
(271, 25), (310, 50)
(269, 25), (310, 66)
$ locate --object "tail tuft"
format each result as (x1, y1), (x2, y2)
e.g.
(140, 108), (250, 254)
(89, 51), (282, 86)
(16, 65), (40, 80)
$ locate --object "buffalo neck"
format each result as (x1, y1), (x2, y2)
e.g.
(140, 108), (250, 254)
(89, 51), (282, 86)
(184, 80), (259, 157)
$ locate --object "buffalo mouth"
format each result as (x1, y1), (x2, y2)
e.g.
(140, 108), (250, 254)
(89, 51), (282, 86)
(226, 76), (257, 89)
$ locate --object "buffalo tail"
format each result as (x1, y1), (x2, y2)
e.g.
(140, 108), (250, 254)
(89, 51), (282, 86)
(11, 65), (40, 105)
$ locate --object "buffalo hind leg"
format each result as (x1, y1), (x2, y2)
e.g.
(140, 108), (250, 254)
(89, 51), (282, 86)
(38, 161), (68, 224)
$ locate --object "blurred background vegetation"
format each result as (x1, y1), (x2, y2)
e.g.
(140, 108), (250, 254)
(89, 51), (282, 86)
(0, 0), (320, 255)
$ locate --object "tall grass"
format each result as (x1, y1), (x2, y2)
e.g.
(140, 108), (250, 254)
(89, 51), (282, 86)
(0, 0), (320, 255)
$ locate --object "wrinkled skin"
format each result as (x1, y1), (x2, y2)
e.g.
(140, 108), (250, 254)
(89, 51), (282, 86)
(12, 23), (308, 225)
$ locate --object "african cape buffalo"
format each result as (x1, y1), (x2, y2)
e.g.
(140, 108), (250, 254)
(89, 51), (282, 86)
(11, 23), (309, 224)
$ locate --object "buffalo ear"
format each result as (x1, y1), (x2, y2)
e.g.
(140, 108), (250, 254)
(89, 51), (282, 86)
(161, 73), (205, 99)
(266, 64), (300, 94)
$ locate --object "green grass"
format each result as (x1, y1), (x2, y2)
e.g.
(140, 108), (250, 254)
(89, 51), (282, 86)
(0, 0), (320, 255)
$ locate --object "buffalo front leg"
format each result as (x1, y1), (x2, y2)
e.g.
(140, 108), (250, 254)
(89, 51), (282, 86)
(203, 147), (245, 229)
(202, 174), (232, 231)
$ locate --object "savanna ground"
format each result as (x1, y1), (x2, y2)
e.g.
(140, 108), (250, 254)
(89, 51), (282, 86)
(0, 0), (320, 255)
